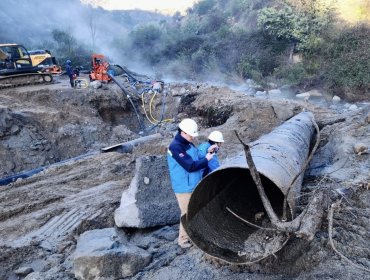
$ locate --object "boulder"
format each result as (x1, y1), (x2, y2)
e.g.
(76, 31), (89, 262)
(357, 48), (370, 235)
(268, 89), (282, 95)
(306, 89), (323, 97)
(255, 91), (266, 96)
(90, 80), (102, 89)
(353, 143), (368, 155)
(332, 95), (341, 102)
(296, 92), (311, 99)
(349, 104), (358, 111)
(73, 228), (151, 280)
(114, 156), (180, 228)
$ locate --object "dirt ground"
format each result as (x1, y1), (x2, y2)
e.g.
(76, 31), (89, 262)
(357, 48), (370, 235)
(0, 75), (369, 279)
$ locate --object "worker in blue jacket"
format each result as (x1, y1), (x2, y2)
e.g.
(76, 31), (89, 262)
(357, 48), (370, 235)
(65, 60), (74, 88)
(198, 130), (224, 177)
(167, 118), (217, 248)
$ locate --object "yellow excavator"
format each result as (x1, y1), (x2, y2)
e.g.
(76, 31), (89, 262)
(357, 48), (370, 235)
(28, 49), (62, 75)
(0, 43), (53, 89)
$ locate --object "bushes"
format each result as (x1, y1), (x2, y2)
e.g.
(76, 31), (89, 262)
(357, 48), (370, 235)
(273, 63), (312, 85)
(130, 25), (163, 50)
(193, 0), (216, 16)
(115, 0), (368, 100)
(320, 24), (370, 97)
(37, 29), (91, 69)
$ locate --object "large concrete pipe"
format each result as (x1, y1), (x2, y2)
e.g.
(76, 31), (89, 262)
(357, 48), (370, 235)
(182, 111), (316, 264)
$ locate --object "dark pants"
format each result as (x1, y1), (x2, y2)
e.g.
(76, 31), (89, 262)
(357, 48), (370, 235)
(69, 75), (74, 88)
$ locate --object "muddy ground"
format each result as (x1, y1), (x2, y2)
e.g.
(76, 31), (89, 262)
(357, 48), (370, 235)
(0, 74), (369, 279)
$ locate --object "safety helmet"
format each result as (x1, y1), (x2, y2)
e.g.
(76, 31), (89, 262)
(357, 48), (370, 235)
(208, 131), (224, 143)
(66, 60), (71, 65)
(178, 118), (199, 137)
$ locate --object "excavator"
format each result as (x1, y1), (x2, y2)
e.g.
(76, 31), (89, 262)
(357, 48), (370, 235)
(0, 43), (53, 89)
(28, 49), (62, 74)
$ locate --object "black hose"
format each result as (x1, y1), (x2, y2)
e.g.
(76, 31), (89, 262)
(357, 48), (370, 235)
(160, 90), (167, 122)
(108, 73), (145, 132)
(142, 90), (169, 133)
(0, 151), (98, 186)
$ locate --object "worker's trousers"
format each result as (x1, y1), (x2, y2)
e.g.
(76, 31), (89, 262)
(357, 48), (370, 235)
(175, 193), (192, 246)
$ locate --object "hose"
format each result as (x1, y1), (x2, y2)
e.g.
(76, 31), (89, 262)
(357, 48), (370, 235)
(141, 91), (157, 125)
(108, 73), (145, 132)
(141, 90), (173, 125)
(139, 89), (174, 134)
(0, 151), (99, 186)
(149, 91), (172, 123)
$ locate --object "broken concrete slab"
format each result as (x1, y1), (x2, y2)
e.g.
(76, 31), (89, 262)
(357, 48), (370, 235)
(73, 228), (151, 280)
(114, 155), (180, 228)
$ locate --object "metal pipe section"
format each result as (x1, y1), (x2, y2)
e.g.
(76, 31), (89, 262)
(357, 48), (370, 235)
(182, 111), (316, 264)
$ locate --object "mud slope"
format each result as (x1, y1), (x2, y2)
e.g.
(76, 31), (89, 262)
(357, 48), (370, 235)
(0, 75), (138, 177)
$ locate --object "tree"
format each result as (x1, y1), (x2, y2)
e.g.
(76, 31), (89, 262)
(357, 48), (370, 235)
(193, 0), (216, 16)
(50, 29), (90, 68)
(321, 24), (370, 98)
(87, 10), (98, 52)
(52, 29), (77, 59)
(130, 25), (162, 50)
(257, 2), (333, 62)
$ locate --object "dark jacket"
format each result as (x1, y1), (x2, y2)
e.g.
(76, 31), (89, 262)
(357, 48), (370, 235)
(167, 133), (208, 193)
(65, 64), (73, 77)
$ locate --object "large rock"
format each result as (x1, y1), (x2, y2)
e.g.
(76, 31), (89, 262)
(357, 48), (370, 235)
(73, 228), (151, 280)
(89, 80), (102, 89)
(115, 155), (180, 228)
(268, 89), (282, 95)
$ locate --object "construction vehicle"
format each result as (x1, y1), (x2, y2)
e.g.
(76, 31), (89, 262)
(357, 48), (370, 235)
(0, 43), (53, 89)
(28, 49), (62, 74)
(89, 53), (168, 132)
(89, 54), (112, 82)
(89, 53), (164, 93)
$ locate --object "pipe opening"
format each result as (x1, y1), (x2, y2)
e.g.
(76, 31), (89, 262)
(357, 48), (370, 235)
(183, 167), (291, 264)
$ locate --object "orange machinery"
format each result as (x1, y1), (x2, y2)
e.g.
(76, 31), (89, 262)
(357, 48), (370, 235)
(89, 54), (111, 82)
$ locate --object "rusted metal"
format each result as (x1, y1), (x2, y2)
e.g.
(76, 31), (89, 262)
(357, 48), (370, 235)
(182, 111), (316, 264)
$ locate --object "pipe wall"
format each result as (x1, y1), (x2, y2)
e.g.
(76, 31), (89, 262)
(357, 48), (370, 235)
(182, 111), (316, 264)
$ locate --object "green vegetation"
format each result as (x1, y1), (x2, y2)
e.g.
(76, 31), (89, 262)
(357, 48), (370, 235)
(34, 29), (91, 69)
(22, 0), (368, 99)
(117, 0), (369, 99)
(320, 24), (370, 98)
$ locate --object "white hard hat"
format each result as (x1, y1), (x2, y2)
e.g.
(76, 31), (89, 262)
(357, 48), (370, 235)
(178, 118), (199, 137)
(208, 131), (224, 143)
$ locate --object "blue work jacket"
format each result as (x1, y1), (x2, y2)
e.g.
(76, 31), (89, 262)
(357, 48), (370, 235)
(198, 141), (220, 176)
(65, 64), (73, 77)
(167, 133), (208, 193)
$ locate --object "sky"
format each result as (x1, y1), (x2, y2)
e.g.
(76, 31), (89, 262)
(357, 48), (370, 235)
(81, 0), (198, 14)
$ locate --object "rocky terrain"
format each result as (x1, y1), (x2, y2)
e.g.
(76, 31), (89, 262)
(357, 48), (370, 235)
(0, 74), (369, 280)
